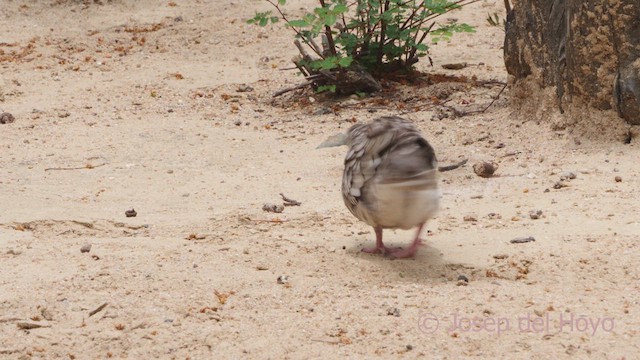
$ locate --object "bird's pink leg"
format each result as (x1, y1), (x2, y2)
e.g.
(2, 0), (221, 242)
(388, 223), (426, 259)
(361, 227), (400, 254)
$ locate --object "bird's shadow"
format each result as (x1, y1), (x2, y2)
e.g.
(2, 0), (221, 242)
(345, 241), (481, 285)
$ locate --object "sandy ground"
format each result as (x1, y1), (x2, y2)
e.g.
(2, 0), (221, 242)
(1, 0), (638, 359)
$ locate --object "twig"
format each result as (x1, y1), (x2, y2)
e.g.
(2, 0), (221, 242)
(45, 163), (107, 171)
(280, 193), (302, 206)
(450, 82), (508, 117)
(438, 158), (468, 172)
(250, 219), (289, 223)
(311, 339), (340, 344)
(17, 322), (50, 330)
(273, 81), (315, 97)
(88, 302), (108, 317)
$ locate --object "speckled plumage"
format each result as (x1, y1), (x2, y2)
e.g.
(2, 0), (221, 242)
(341, 116), (439, 258)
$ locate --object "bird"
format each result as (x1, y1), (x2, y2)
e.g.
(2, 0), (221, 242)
(337, 116), (439, 258)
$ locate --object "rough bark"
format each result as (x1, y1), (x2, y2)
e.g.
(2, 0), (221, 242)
(504, 0), (640, 125)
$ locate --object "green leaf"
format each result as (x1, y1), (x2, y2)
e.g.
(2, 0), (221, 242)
(278, 0), (286, 5)
(316, 85), (337, 93)
(287, 19), (309, 28)
(337, 56), (353, 67)
(324, 14), (337, 26)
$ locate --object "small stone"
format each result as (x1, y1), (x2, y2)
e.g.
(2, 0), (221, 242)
(80, 244), (91, 253)
(463, 214), (478, 222)
(553, 181), (568, 189)
(125, 209), (137, 217)
(256, 265), (269, 271)
(473, 161), (498, 178)
(442, 62), (468, 70)
(615, 176), (622, 182)
(559, 171), (576, 180)
(233, 119), (242, 126)
(387, 307), (400, 317)
(0, 112), (15, 124)
(262, 203), (284, 213)
(457, 274), (469, 283)
(277, 275), (289, 284)
(529, 210), (543, 220)
(406, 345), (413, 351)
(493, 254), (509, 259)
(510, 236), (535, 244)
(236, 85), (254, 92)
(313, 107), (333, 115)
(6, 249), (22, 255)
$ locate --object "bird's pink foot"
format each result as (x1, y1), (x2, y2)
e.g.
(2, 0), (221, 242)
(361, 245), (402, 255)
(388, 238), (424, 259)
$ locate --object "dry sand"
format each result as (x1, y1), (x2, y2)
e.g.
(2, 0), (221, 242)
(0, 0), (638, 359)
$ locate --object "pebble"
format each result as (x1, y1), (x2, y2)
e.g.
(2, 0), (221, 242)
(277, 275), (289, 284)
(387, 308), (401, 317)
(125, 208), (137, 217)
(615, 176), (622, 182)
(463, 214), (478, 222)
(6, 248), (22, 255)
(80, 244), (92, 253)
(457, 274), (469, 283)
(234, 119), (242, 126)
(559, 171), (576, 180)
(473, 161), (498, 178)
(553, 181), (568, 189)
(0, 112), (15, 124)
(236, 85), (254, 92)
(510, 236), (535, 244)
(529, 210), (543, 220)
(262, 203), (284, 213)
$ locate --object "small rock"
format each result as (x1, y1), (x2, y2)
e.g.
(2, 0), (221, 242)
(615, 176), (622, 182)
(236, 85), (254, 93)
(442, 62), (468, 70)
(262, 203), (284, 213)
(125, 208), (137, 217)
(256, 265), (269, 271)
(457, 274), (469, 283)
(473, 161), (498, 178)
(559, 171), (576, 180)
(313, 107), (333, 115)
(493, 254), (509, 259)
(529, 210), (543, 220)
(277, 275), (289, 284)
(553, 181), (568, 189)
(387, 307), (400, 317)
(406, 344), (413, 351)
(80, 244), (92, 253)
(463, 214), (478, 222)
(0, 112), (15, 124)
(510, 236), (535, 244)
(6, 248), (22, 255)
(233, 119), (242, 126)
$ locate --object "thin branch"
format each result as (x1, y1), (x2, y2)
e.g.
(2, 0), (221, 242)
(273, 81), (316, 97)
(265, 0), (324, 58)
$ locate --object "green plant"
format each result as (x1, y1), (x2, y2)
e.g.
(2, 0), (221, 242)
(248, 0), (478, 94)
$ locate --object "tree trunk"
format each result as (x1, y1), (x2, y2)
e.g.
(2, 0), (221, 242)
(504, 0), (640, 125)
